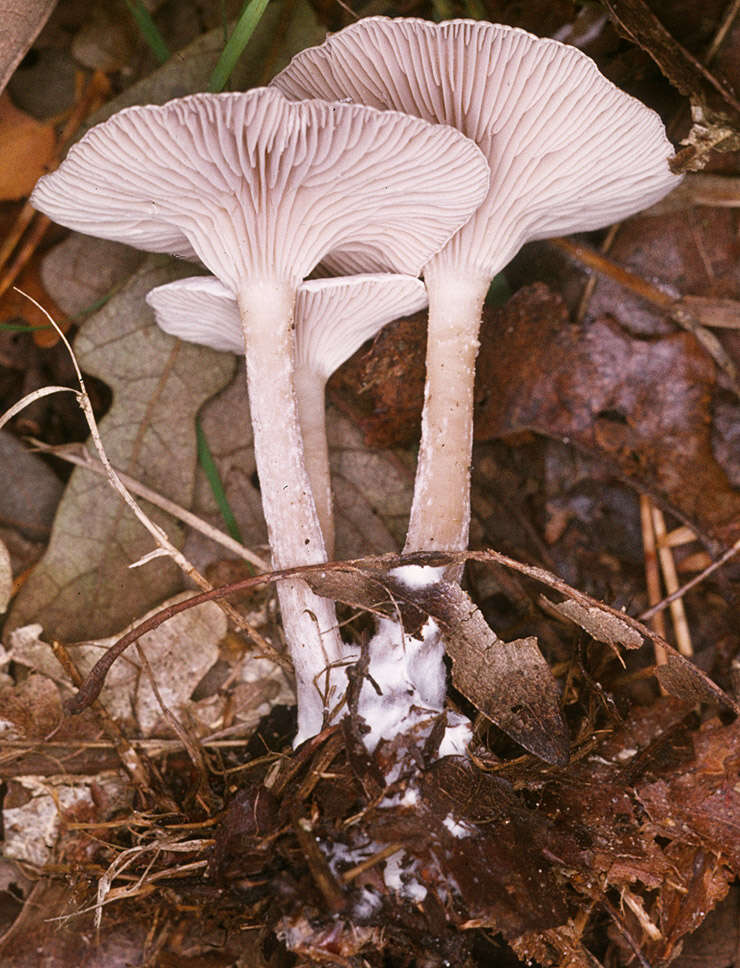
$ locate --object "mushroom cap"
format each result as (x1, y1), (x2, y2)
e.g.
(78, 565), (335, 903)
(31, 88), (490, 291)
(272, 18), (683, 278)
(146, 273), (428, 380)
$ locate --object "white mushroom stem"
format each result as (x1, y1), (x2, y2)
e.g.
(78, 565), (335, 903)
(404, 266), (490, 555)
(237, 279), (347, 742)
(293, 363), (333, 557)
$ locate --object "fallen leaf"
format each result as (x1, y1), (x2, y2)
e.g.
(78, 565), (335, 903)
(7, 259), (234, 640)
(0, 92), (55, 199)
(425, 584), (569, 765)
(0, 0), (57, 96)
(40, 234), (144, 319)
(637, 717), (740, 871)
(0, 673), (61, 740)
(308, 564), (569, 764)
(3, 771), (130, 867)
(655, 651), (738, 709)
(552, 599), (644, 649)
(11, 600), (227, 739)
(474, 283), (740, 548)
(0, 431), (64, 543)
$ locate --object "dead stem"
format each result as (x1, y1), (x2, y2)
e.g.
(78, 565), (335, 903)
(640, 494), (668, 666)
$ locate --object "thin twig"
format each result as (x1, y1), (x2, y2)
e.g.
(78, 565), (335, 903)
(64, 549), (740, 718)
(26, 438), (269, 569)
(640, 495), (667, 667)
(640, 536), (740, 620)
(651, 506), (694, 657)
(0, 72), (110, 298)
(49, 640), (154, 796)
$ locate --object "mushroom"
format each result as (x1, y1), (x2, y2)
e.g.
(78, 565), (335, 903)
(30, 87), (489, 742)
(146, 272), (428, 555)
(273, 18), (683, 557)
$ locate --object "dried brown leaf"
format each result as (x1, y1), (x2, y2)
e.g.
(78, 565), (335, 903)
(474, 283), (740, 547)
(0, 0), (57, 96)
(7, 260), (234, 640)
(0, 93), (55, 200)
(3, 771), (130, 867)
(11, 593), (227, 738)
(655, 651), (737, 709)
(0, 673), (61, 741)
(309, 564), (569, 765)
(601, 0), (740, 117)
(552, 599), (644, 649)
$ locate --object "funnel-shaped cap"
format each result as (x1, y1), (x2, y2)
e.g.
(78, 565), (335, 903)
(32, 88), (490, 290)
(273, 18), (682, 277)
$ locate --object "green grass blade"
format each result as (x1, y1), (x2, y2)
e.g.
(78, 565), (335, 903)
(124, 0), (170, 65)
(196, 417), (245, 545)
(0, 321), (52, 331)
(208, 0), (271, 92)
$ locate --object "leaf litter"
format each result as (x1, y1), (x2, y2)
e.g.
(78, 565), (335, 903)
(0, 1), (739, 966)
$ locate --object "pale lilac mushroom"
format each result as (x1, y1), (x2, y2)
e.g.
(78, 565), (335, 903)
(273, 19), (683, 557)
(30, 88), (489, 742)
(146, 273), (428, 555)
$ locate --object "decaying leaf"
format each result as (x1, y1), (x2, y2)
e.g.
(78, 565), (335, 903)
(0, 92), (55, 199)
(10, 591), (227, 737)
(3, 771), (130, 867)
(426, 585), (569, 766)
(655, 651), (738, 709)
(551, 598), (644, 649)
(0, 0), (57, 96)
(474, 284), (740, 548)
(40, 234), (144, 319)
(309, 563), (569, 765)
(637, 716), (740, 871)
(7, 260), (234, 640)
(0, 673), (61, 741)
